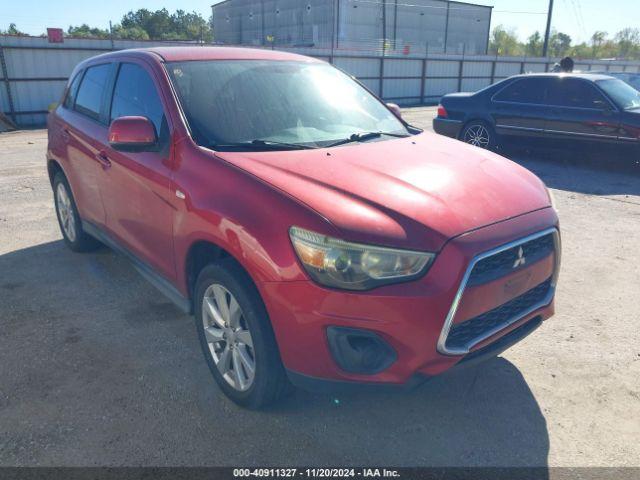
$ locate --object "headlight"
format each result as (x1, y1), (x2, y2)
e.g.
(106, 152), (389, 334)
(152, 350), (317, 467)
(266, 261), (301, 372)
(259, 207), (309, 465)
(289, 227), (435, 291)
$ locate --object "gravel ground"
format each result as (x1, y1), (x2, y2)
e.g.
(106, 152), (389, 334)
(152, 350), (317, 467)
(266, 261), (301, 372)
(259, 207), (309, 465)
(0, 108), (639, 467)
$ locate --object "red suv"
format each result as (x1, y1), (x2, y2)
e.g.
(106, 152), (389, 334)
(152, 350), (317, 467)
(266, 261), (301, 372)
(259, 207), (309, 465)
(47, 47), (561, 408)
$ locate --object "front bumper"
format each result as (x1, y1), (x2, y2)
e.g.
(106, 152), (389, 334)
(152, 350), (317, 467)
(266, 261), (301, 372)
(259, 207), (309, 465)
(287, 316), (543, 393)
(433, 118), (463, 139)
(259, 207), (559, 390)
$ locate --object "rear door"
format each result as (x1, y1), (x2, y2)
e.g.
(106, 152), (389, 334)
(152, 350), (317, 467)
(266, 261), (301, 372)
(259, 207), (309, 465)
(544, 77), (620, 145)
(491, 77), (553, 139)
(100, 60), (177, 281)
(56, 63), (115, 226)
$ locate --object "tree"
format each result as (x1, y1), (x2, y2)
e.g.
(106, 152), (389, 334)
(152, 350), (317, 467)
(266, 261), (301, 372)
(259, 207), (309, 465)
(121, 8), (172, 40)
(549, 31), (572, 58)
(0, 23), (28, 36)
(489, 26), (522, 56)
(591, 31), (607, 58)
(569, 41), (592, 59)
(525, 32), (543, 57)
(67, 24), (110, 39)
(65, 8), (212, 42)
(112, 26), (150, 41)
(118, 8), (212, 42)
(615, 28), (640, 59)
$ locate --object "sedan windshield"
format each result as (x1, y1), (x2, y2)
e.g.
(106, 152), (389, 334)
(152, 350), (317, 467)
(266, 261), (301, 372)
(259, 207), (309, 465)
(166, 60), (409, 150)
(597, 78), (640, 110)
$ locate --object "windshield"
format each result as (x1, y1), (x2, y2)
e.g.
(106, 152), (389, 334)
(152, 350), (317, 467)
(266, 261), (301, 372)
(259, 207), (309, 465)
(597, 78), (640, 110)
(166, 60), (409, 150)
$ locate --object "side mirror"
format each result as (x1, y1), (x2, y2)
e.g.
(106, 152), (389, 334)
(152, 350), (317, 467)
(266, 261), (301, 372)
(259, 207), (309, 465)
(108, 116), (157, 152)
(386, 102), (403, 120)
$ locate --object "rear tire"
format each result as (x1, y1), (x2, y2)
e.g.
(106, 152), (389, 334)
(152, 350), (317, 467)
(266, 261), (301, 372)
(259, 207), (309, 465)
(195, 259), (290, 409)
(460, 120), (498, 151)
(53, 172), (101, 252)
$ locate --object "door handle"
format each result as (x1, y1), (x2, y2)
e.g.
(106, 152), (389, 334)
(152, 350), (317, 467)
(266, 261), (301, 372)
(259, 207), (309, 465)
(61, 128), (71, 142)
(96, 151), (112, 170)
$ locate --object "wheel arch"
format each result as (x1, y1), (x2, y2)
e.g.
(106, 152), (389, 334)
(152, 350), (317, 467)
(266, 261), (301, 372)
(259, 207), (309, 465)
(184, 239), (260, 311)
(47, 158), (65, 186)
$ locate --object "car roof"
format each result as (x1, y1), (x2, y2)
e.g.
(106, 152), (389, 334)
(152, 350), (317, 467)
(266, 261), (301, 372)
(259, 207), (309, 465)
(80, 46), (321, 65)
(512, 72), (618, 82)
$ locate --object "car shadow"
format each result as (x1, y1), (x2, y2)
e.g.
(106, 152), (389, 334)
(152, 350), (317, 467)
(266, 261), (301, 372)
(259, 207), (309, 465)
(0, 240), (550, 468)
(268, 358), (550, 468)
(499, 145), (640, 197)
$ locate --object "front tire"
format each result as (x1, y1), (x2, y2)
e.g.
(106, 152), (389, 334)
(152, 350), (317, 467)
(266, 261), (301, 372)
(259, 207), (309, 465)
(195, 259), (290, 409)
(53, 172), (100, 252)
(460, 121), (497, 151)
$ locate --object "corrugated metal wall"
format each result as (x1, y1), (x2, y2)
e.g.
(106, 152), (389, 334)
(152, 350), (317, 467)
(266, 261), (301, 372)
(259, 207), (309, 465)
(0, 35), (200, 126)
(214, 0), (335, 47)
(2, 35), (640, 126)
(213, 0), (492, 55)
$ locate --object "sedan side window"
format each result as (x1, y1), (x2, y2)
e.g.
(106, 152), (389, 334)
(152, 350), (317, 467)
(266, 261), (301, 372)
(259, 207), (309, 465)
(63, 72), (83, 110)
(547, 79), (609, 110)
(74, 64), (112, 121)
(110, 63), (167, 142)
(494, 78), (548, 105)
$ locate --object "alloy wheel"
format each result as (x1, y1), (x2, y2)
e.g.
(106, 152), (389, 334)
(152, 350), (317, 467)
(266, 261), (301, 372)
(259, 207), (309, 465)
(202, 284), (256, 392)
(56, 183), (77, 242)
(463, 124), (491, 148)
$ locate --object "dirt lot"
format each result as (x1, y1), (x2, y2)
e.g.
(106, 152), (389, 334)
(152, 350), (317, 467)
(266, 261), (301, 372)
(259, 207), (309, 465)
(1, 107), (639, 467)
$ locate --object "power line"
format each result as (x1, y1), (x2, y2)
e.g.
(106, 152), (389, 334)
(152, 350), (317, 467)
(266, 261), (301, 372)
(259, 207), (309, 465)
(566, 0), (587, 37)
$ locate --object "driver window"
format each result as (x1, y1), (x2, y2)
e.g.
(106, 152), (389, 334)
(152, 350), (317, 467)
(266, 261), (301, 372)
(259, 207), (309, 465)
(548, 79), (608, 109)
(110, 63), (168, 143)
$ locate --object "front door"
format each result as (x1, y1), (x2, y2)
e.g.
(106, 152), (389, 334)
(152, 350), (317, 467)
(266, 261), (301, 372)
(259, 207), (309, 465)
(100, 60), (177, 281)
(543, 77), (620, 146)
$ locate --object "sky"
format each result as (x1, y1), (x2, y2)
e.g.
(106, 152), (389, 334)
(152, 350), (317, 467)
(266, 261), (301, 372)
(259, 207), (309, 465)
(0, 0), (638, 44)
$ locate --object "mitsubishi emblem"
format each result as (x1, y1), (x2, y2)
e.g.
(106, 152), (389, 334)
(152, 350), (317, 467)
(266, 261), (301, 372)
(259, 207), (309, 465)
(513, 246), (526, 269)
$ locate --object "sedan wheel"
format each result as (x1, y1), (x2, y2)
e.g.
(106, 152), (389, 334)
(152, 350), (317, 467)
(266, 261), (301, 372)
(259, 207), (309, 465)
(202, 284), (256, 392)
(463, 124), (491, 148)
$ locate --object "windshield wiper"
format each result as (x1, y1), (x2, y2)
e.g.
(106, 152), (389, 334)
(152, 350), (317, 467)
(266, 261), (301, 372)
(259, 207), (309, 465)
(325, 131), (410, 148)
(210, 139), (317, 151)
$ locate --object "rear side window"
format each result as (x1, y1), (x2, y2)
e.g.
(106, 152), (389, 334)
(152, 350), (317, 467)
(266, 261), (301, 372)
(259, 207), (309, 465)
(110, 63), (167, 139)
(547, 79), (608, 109)
(74, 64), (111, 121)
(494, 78), (549, 105)
(63, 72), (82, 110)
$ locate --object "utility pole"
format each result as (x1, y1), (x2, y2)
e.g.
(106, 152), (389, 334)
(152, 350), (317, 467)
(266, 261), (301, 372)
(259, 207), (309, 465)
(109, 21), (115, 50)
(542, 0), (554, 57)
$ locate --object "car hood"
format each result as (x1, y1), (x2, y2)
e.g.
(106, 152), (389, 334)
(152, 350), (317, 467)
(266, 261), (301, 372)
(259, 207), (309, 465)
(213, 132), (551, 252)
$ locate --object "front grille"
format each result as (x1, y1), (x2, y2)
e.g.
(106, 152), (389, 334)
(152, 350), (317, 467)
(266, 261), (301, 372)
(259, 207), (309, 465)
(445, 278), (552, 351)
(467, 233), (555, 287)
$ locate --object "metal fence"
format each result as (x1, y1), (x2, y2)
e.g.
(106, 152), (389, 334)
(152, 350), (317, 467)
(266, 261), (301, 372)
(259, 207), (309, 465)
(2, 34), (640, 127)
(0, 35), (202, 127)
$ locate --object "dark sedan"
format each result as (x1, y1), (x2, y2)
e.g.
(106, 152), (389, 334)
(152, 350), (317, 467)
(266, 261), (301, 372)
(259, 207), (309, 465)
(433, 73), (640, 155)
